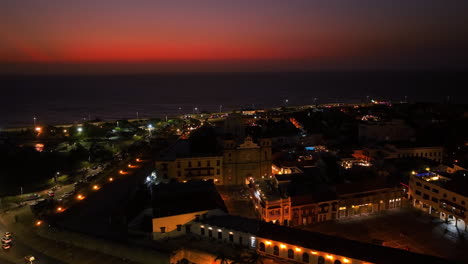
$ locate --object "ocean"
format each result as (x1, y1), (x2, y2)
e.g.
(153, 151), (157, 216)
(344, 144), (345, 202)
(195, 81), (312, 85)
(1, 71), (466, 128)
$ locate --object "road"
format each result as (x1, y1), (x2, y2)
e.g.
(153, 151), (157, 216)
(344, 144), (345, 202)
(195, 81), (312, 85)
(0, 214), (66, 264)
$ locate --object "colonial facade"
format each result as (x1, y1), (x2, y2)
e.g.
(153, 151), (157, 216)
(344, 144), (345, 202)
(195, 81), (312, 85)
(223, 136), (272, 185)
(408, 172), (468, 230)
(155, 156), (223, 184)
(188, 215), (449, 264)
(249, 177), (404, 227)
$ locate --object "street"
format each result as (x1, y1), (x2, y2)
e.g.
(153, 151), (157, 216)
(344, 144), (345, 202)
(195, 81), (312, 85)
(0, 211), (66, 264)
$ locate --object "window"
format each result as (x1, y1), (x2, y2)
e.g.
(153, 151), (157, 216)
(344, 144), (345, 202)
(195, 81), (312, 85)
(415, 190), (421, 196)
(259, 242), (265, 252)
(160, 227), (166, 233)
(453, 197), (457, 202)
(185, 225), (191, 234)
(207, 160), (211, 166)
(176, 224), (182, 231)
(218, 230), (222, 239)
(198, 161), (201, 167)
(432, 188), (439, 193)
(302, 252), (309, 262)
(318, 256), (325, 264)
(287, 249), (294, 259)
(432, 197), (439, 203)
(462, 201), (466, 205)
(334, 261), (342, 264)
(177, 171), (181, 177)
(424, 185), (430, 190)
(208, 229), (213, 238)
(423, 193), (429, 200)
(177, 162), (181, 168)
(229, 233), (234, 242)
(250, 236), (257, 248)
(239, 236), (243, 245)
(217, 160), (221, 166)
(200, 227), (205, 235)
(188, 161), (192, 168)
(273, 246), (279, 256)
(443, 193), (447, 198)
(217, 169), (220, 175)
(416, 182), (422, 187)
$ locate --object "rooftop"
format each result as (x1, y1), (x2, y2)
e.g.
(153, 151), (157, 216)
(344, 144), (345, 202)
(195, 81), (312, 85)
(152, 180), (227, 218)
(417, 171), (468, 197)
(197, 215), (455, 264)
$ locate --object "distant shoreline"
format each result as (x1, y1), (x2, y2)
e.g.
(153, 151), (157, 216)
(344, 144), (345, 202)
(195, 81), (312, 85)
(0, 102), (370, 132)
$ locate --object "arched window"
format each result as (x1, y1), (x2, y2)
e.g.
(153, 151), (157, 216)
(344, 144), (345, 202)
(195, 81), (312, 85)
(318, 256), (325, 264)
(259, 242), (265, 252)
(334, 261), (342, 264)
(288, 249), (294, 259)
(302, 252), (309, 263)
(273, 246), (279, 256)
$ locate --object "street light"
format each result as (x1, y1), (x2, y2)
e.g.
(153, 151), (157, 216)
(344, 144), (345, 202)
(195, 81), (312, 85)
(147, 124), (153, 136)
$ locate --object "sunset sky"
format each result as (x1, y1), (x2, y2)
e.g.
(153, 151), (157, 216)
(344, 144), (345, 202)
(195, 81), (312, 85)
(1, 0), (467, 74)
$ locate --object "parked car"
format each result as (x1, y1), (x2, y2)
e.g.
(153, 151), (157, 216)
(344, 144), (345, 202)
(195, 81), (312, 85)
(25, 194), (40, 201)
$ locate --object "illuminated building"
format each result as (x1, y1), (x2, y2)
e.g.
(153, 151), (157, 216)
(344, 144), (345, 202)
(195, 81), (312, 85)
(188, 215), (450, 264)
(155, 140), (223, 184)
(223, 136), (272, 185)
(151, 181), (227, 240)
(249, 176), (403, 226)
(408, 171), (468, 230)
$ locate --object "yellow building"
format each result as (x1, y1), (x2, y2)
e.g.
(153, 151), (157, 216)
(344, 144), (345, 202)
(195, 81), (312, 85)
(156, 156), (223, 184)
(409, 171), (468, 230)
(223, 136), (272, 185)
